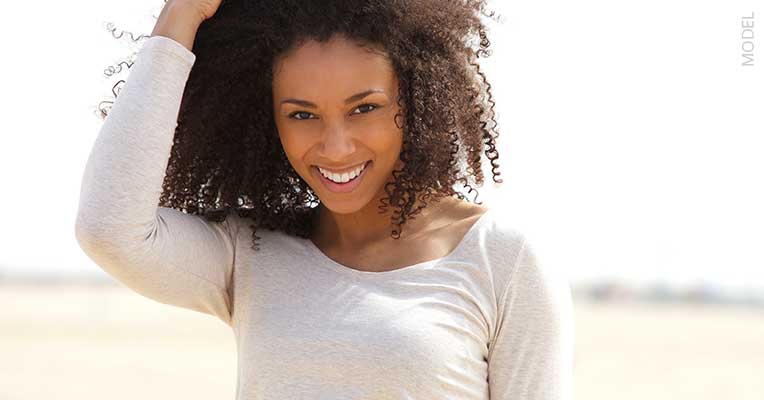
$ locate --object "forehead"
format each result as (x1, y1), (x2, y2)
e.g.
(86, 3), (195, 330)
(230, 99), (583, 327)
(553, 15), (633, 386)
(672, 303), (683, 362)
(272, 35), (396, 96)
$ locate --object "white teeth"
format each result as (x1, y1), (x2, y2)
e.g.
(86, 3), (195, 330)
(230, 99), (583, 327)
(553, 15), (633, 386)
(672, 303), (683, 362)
(318, 162), (367, 183)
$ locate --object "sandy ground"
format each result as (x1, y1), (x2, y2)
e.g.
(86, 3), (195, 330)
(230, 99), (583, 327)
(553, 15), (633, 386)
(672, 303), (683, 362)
(1, 283), (762, 399)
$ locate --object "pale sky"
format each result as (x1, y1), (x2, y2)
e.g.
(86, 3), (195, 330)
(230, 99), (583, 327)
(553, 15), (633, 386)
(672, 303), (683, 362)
(2, 0), (762, 292)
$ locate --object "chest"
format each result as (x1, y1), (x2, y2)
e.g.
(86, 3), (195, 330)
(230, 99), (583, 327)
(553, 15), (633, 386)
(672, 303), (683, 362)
(232, 265), (493, 398)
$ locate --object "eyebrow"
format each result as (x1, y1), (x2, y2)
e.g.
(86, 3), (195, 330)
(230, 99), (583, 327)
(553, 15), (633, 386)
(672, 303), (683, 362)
(280, 89), (385, 108)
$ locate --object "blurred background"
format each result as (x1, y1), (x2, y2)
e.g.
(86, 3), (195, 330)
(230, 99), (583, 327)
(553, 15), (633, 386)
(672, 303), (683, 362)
(1, 0), (762, 398)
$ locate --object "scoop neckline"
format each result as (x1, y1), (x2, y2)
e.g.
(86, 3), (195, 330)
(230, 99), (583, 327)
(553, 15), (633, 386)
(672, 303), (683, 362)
(304, 207), (493, 277)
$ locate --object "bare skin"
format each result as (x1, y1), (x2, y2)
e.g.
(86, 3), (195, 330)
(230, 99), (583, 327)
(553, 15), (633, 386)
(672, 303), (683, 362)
(272, 34), (489, 272)
(313, 198), (489, 273)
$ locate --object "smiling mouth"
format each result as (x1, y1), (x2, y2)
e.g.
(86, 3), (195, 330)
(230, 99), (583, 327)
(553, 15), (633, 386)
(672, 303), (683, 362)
(314, 161), (369, 173)
(314, 161), (370, 181)
(312, 160), (372, 192)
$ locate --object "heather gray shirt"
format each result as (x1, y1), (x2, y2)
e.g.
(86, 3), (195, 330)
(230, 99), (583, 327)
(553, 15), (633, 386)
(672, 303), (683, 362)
(75, 35), (574, 400)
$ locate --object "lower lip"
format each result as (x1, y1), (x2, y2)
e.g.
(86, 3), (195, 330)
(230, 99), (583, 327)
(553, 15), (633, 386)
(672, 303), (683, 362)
(314, 161), (371, 193)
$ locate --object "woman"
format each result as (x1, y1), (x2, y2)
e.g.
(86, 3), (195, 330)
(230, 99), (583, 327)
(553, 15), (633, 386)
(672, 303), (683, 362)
(75, 0), (574, 398)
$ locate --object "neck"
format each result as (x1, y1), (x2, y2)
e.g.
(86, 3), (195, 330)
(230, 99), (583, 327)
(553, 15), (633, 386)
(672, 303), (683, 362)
(311, 192), (457, 251)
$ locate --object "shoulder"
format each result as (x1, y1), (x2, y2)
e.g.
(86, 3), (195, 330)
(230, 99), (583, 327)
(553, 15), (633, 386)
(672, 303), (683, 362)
(480, 208), (574, 342)
(477, 208), (528, 293)
(479, 208), (570, 307)
(475, 207), (527, 264)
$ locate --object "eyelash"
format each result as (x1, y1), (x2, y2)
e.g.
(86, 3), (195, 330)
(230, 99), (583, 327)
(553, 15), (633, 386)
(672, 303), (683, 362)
(288, 103), (380, 120)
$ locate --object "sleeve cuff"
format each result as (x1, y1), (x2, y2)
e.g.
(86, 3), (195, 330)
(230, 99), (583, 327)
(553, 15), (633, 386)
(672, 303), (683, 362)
(141, 35), (197, 67)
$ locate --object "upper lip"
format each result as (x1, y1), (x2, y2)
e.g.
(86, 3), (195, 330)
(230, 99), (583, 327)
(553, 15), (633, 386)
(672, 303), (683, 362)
(315, 161), (369, 174)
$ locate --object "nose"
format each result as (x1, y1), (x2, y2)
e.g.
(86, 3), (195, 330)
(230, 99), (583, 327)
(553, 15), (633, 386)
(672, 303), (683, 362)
(318, 123), (357, 163)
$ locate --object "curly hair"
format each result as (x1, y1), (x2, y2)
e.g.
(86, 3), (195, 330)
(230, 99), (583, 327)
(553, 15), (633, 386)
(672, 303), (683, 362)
(96, 0), (504, 252)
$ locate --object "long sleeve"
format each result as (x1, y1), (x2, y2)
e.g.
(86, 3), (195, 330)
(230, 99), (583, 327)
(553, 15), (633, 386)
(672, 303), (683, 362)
(487, 238), (575, 399)
(74, 35), (238, 327)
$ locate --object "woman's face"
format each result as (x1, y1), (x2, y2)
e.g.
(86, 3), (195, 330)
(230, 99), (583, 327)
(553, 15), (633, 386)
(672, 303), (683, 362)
(272, 34), (404, 215)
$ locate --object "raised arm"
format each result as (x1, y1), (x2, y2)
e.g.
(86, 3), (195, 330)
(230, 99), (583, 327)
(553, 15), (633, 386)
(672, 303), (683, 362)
(487, 238), (575, 399)
(74, 1), (238, 326)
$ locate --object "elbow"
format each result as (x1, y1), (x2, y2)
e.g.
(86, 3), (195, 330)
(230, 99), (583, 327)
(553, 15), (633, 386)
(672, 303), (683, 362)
(74, 213), (125, 258)
(74, 211), (104, 249)
(74, 210), (156, 264)
(74, 217), (109, 258)
(74, 216), (140, 278)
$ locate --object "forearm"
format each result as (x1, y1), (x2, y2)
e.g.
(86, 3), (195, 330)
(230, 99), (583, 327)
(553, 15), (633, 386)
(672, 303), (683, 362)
(75, 35), (196, 242)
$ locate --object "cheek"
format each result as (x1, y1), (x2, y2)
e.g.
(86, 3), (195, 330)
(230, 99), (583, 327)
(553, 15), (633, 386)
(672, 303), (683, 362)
(373, 129), (402, 161)
(370, 113), (404, 159)
(277, 127), (311, 166)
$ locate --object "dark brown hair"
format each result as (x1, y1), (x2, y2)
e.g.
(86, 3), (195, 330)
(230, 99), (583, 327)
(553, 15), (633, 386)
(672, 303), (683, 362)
(97, 0), (504, 251)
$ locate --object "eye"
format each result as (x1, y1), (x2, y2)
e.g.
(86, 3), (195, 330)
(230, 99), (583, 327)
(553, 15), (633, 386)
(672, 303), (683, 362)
(351, 103), (380, 115)
(288, 111), (316, 120)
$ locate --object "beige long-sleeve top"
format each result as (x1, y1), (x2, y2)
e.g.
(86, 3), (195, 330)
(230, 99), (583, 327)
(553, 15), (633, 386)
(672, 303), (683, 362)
(74, 34), (575, 400)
